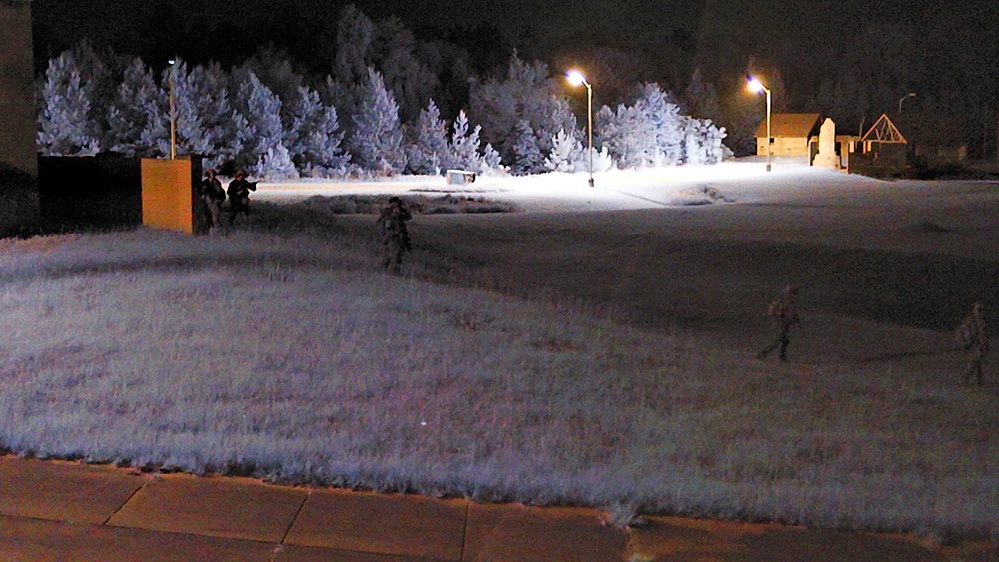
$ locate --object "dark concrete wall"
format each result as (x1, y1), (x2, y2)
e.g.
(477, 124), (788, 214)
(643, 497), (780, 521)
(39, 156), (143, 233)
(0, 1), (36, 176)
(0, 1), (38, 236)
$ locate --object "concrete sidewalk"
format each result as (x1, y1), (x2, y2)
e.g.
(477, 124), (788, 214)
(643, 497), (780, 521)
(0, 456), (995, 561)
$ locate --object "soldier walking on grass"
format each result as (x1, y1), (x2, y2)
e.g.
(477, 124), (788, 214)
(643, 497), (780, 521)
(956, 302), (989, 386)
(377, 196), (412, 273)
(757, 284), (801, 362)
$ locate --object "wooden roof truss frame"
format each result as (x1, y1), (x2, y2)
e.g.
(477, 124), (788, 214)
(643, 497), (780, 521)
(861, 113), (907, 144)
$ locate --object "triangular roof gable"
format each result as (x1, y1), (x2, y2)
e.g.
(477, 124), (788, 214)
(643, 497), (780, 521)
(754, 113), (821, 138)
(861, 113), (907, 144)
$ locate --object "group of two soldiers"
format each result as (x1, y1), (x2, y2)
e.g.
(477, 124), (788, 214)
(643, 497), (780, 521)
(198, 168), (258, 231)
(757, 284), (990, 386)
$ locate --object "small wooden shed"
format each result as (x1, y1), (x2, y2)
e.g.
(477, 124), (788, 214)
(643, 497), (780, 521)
(754, 113), (821, 157)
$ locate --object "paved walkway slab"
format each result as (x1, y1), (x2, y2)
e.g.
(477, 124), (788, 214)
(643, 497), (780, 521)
(0, 457), (143, 524)
(106, 473), (307, 543)
(1, 457), (996, 561)
(628, 516), (999, 562)
(275, 542), (447, 561)
(285, 488), (466, 560)
(463, 502), (627, 562)
(0, 515), (276, 561)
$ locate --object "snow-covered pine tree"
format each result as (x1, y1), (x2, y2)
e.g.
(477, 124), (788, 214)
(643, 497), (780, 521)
(511, 120), (545, 176)
(534, 97), (578, 165)
(182, 62), (238, 170)
(544, 128), (581, 172)
(702, 119), (730, 164)
(233, 71), (294, 177)
(287, 85), (350, 177)
(350, 67), (406, 174)
(683, 117), (706, 165)
(585, 146), (615, 173)
(105, 57), (167, 157)
(323, 76), (357, 142)
(255, 144), (298, 180)
(481, 143), (503, 174)
(635, 83), (685, 166)
(38, 50), (101, 156)
(406, 99), (450, 175)
(596, 103), (654, 169)
(334, 4), (375, 87)
(683, 67), (722, 121)
(71, 40), (115, 151)
(449, 110), (484, 171)
(469, 53), (575, 167)
(374, 16), (439, 125)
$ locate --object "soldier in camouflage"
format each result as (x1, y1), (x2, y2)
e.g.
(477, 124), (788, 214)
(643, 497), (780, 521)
(377, 196), (412, 273)
(226, 169), (257, 225)
(956, 302), (988, 386)
(757, 284), (800, 362)
(199, 168), (226, 232)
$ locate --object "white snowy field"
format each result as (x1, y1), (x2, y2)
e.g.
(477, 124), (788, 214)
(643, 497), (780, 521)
(1, 158), (997, 540)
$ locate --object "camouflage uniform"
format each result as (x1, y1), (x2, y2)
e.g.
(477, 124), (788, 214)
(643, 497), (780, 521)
(956, 302), (988, 386)
(757, 284), (800, 362)
(377, 197), (412, 273)
(226, 169), (257, 225)
(199, 168), (226, 231)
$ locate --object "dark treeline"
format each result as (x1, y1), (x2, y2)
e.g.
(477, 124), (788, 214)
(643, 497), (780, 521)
(32, 0), (999, 158)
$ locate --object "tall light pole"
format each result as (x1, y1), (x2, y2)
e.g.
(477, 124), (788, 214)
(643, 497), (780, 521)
(168, 58), (177, 159)
(566, 69), (594, 187)
(898, 92), (916, 114)
(748, 77), (772, 172)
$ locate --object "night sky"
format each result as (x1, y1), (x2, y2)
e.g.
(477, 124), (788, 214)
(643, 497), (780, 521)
(33, 0), (964, 65)
(29, 0), (999, 155)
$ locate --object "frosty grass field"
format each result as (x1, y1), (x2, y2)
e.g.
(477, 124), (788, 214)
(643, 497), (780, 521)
(0, 161), (996, 541)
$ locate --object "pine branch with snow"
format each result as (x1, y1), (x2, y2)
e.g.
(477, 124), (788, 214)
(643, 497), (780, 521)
(449, 110), (485, 172)
(544, 128), (581, 172)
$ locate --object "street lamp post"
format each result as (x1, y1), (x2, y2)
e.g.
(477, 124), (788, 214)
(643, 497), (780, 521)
(566, 69), (594, 187)
(168, 58), (177, 159)
(898, 92), (916, 114)
(748, 77), (772, 172)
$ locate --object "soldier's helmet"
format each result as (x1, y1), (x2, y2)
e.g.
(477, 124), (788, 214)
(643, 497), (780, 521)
(784, 283), (800, 295)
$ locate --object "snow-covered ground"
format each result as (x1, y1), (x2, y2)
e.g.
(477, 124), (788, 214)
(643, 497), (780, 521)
(255, 156), (999, 217)
(257, 157), (818, 212)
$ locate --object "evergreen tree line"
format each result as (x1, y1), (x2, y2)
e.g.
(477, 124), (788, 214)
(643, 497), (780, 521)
(37, 10), (729, 179)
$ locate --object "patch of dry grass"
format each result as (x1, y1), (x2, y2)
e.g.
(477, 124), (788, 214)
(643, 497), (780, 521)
(0, 214), (996, 541)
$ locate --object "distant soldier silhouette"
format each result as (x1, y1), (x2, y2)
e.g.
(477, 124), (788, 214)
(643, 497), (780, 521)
(377, 196), (412, 273)
(956, 302), (989, 386)
(199, 168), (226, 232)
(226, 169), (257, 225)
(757, 284), (801, 362)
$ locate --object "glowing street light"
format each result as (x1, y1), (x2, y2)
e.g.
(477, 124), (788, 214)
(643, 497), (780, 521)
(168, 58), (177, 159)
(566, 69), (594, 187)
(748, 77), (772, 172)
(898, 92), (916, 114)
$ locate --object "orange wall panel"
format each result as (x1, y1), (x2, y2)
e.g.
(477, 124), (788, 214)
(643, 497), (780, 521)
(141, 159), (194, 234)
